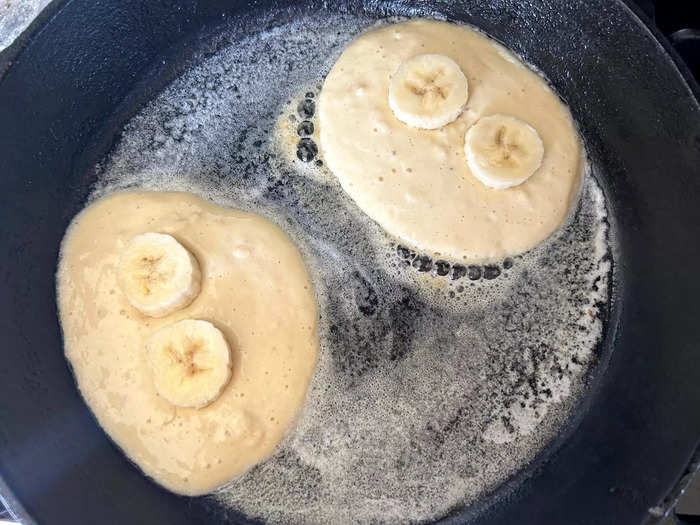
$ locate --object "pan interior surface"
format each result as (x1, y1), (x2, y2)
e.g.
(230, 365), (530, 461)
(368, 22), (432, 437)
(84, 10), (611, 525)
(0, 1), (699, 525)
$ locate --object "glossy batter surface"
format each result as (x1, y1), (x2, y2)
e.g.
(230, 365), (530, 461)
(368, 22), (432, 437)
(57, 192), (318, 495)
(319, 19), (583, 261)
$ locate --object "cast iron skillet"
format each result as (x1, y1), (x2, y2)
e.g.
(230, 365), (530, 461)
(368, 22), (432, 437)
(0, 1), (699, 524)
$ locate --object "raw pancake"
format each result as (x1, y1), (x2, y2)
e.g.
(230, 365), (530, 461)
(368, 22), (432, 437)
(56, 191), (319, 495)
(319, 19), (583, 261)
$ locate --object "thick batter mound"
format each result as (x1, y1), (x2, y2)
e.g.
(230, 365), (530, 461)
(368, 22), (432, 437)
(57, 192), (318, 495)
(319, 19), (583, 261)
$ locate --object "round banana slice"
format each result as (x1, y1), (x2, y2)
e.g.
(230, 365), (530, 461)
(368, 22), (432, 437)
(389, 53), (469, 130)
(147, 319), (232, 409)
(464, 114), (545, 189)
(118, 232), (201, 318)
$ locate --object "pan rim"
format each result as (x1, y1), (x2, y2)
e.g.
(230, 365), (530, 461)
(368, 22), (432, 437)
(0, 1), (698, 523)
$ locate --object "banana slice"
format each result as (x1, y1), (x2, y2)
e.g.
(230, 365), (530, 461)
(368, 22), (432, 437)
(147, 319), (232, 409)
(464, 114), (545, 189)
(389, 53), (469, 130)
(118, 232), (201, 318)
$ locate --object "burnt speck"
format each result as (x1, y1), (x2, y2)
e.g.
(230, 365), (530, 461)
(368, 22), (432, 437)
(503, 257), (513, 269)
(483, 265), (501, 280)
(305, 91), (315, 98)
(451, 264), (467, 280)
(352, 271), (379, 317)
(501, 416), (515, 434)
(434, 260), (450, 277)
(412, 255), (433, 272)
(396, 245), (413, 260)
(467, 265), (482, 280)
(297, 120), (314, 136)
(315, 159), (323, 167)
(297, 138), (318, 162)
(298, 99), (315, 118)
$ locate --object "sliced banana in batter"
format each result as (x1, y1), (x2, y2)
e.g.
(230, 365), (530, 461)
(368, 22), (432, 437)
(464, 114), (545, 189)
(147, 319), (232, 409)
(118, 232), (201, 317)
(389, 53), (469, 130)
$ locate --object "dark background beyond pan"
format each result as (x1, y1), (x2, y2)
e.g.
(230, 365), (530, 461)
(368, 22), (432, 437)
(0, 1), (699, 524)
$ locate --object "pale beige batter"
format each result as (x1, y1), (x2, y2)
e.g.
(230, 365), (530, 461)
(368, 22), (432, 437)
(319, 19), (583, 261)
(57, 192), (318, 495)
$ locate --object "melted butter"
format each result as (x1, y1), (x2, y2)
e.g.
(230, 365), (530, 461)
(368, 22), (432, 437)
(318, 19), (583, 261)
(57, 191), (319, 495)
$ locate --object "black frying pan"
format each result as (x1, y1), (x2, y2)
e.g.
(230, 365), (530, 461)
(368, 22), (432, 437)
(1, 1), (699, 524)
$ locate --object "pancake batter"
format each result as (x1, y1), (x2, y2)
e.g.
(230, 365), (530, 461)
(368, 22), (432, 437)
(319, 19), (583, 261)
(57, 192), (319, 496)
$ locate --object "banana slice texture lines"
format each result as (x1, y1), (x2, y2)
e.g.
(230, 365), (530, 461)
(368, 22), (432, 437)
(389, 53), (469, 130)
(147, 319), (232, 409)
(118, 232), (201, 318)
(465, 114), (545, 189)
(388, 53), (545, 190)
(119, 232), (233, 409)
